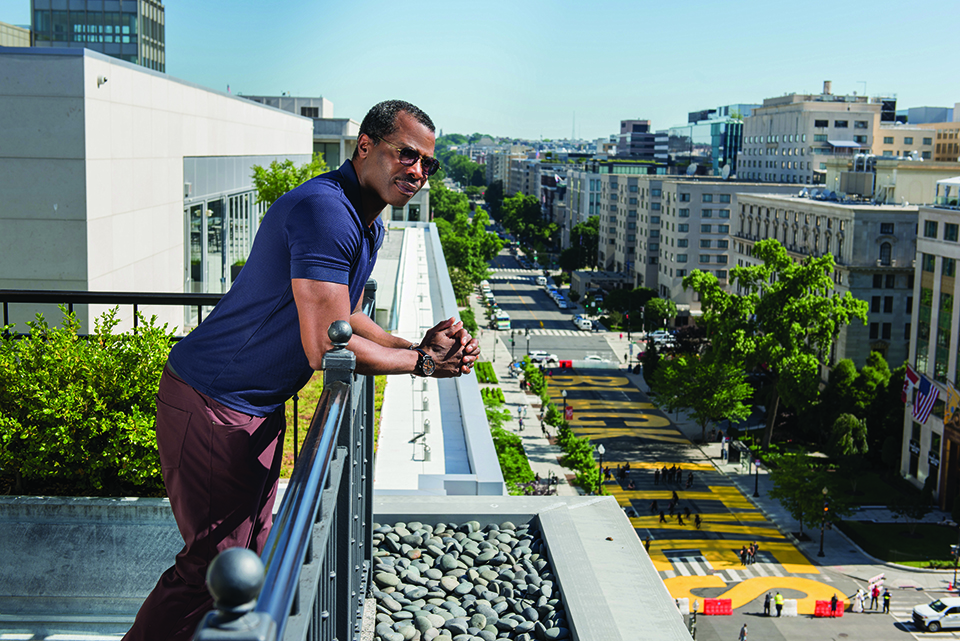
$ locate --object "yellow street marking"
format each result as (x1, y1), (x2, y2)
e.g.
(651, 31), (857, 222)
(664, 576), (833, 613)
(644, 539), (816, 574)
(616, 461), (714, 471)
(707, 486), (756, 510)
(548, 376), (631, 387)
(623, 417), (675, 428)
(570, 427), (646, 437)
(567, 399), (655, 410)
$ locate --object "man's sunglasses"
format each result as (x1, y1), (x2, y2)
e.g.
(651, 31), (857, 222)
(374, 136), (441, 177)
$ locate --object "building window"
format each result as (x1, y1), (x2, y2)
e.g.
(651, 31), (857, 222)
(854, 135), (867, 144)
(855, 121), (869, 129)
(718, 240), (729, 249)
(679, 193), (690, 202)
(885, 274), (896, 288)
(873, 274), (883, 288)
(719, 209), (730, 218)
(629, 197), (638, 205)
(884, 296), (893, 313)
(904, 137), (914, 145)
(879, 242), (892, 265)
(701, 225), (712, 233)
(392, 206), (405, 221)
(677, 269), (687, 277)
(718, 225), (729, 233)
(700, 239), (712, 248)
(905, 322), (911, 339)
(815, 119), (829, 128)
(702, 194), (713, 203)
(699, 255), (710, 263)
(924, 137), (933, 145)
(677, 254), (688, 263)
(869, 322), (879, 339)
(651, 188), (661, 196)
(871, 296), (881, 313)
(834, 120), (848, 128)
(650, 230), (660, 238)
(301, 106), (319, 118)
(651, 216), (660, 224)
(882, 323), (892, 340)
(649, 243), (659, 251)
(923, 151), (932, 159)
(677, 239), (688, 248)
(922, 253), (936, 273)
(702, 209), (713, 218)
(924, 220), (939, 238)
(717, 270), (727, 279)
(880, 222), (894, 234)
(716, 255), (728, 264)
(883, 136), (894, 144)
(946, 223), (959, 242)
(719, 194), (731, 203)
(814, 134), (828, 143)
(679, 208), (690, 217)
(651, 202), (661, 210)
(678, 224), (689, 232)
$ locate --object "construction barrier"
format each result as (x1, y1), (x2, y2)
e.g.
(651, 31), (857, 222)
(702, 598), (732, 615)
(814, 600), (845, 617)
(675, 597), (689, 615)
(559, 360), (573, 369)
(781, 599), (798, 617)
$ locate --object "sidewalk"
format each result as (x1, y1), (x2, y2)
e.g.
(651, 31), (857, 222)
(469, 294), (579, 497)
(622, 365), (956, 592)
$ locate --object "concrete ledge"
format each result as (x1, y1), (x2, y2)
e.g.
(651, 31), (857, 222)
(374, 495), (692, 641)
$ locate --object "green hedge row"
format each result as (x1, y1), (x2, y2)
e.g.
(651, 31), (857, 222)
(480, 386), (506, 405)
(520, 358), (599, 494)
(475, 361), (498, 384)
(0, 308), (173, 495)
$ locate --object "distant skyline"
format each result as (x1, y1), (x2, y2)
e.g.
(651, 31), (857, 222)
(2, 0), (958, 140)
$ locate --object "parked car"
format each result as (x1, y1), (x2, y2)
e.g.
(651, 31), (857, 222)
(528, 350), (559, 364)
(573, 317), (593, 331)
(914, 598), (960, 632)
(556, 300), (568, 309)
(646, 330), (674, 345)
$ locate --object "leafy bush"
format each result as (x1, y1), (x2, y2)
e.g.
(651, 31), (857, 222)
(0, 307), (174, 495)
(480, 386), (506, 405)
(460, 308), (478, 335)
(474, 361), (498, 384)
(489, 424), (536, 494)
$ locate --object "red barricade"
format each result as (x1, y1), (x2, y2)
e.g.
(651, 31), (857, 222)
(703, 599), (717, 615)
(560, 360), (572, 369)
(717, 599), (732, 615)
(815, 600), (845, 617)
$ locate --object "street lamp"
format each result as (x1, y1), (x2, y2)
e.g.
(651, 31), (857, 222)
(525, 327), (530, 355)
(510, 330), (516, 361)
(597, 444), (606, 495)
(818, 486), (829, 557)
(753, 456), (760, 497)
(562, 389), (568, 420)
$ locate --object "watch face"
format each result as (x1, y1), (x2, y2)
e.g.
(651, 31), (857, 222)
(421, 354), (436, 376)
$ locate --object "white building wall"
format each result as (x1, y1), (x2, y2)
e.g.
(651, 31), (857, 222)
(0, 49), (312, 332)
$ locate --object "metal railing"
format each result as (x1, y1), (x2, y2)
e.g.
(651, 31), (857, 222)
(0, 289), (224, 330)
(193, 286), (376, 641)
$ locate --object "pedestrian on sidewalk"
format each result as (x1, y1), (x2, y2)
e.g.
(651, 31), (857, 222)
(882, 589), (890, 614)
(763, 592), (771, 616)
(644, 537), (651, 552)
(774, 592), (784, 617)
(738, 623), (747, 641)
(694, 514), (702, 530)
(739, 546), (747, 566)
(659, 510), (667, 523)
(830, 593), (838, 616)
(654, 469), (660, 485)
(677, 513), (685, 526)
(518, 417), (523, 431)
(870, 585), (880, 610)
(851, 588), (864, 613)
(721, 443), (727, 461)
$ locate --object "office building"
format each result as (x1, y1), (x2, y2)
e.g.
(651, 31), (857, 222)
(31, 0), (165, 72)
(914, 122), (960, 162)
(872, 125), (936, 160)
(741, 81), (893, 185)
(823, 155), (960, 206)
(734, 193), (919, 367)
(650, 181), (796, 315)
(0, 20), (30, 46)
(901, 178), (960, 508)
(617, 119), (657, 161)
(0, 48), (312, 333)
(665, 104), (758, 177)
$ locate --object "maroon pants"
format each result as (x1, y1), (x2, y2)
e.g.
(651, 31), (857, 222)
(124, 366), (285, 641)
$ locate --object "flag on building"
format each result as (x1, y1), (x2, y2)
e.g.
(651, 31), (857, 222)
(902, 364), (920, 402)
(913, 375), (940, 424)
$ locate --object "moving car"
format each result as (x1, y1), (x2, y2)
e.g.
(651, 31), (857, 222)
(573, 317), (593, 331)
(914, 598), (960, 632)
(584, 355), (612, 363)
(536, 276), (547, 286)
(646, 330), (674, 345)
(527, 350), (559, 364)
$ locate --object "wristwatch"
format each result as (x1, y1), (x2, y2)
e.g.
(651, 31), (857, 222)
(414, 348), (436, 377)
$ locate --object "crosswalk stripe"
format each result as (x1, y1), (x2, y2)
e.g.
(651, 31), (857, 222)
(664, 570), (676, 579)
(726, 569), (742, 582)
(675, 561), (691, 576)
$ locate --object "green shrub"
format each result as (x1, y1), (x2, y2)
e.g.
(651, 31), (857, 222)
(490, 424), (536, 494)
(460, 308), (478, 335)
(0, 307), (173, 495)
(475, 361), (498, 384)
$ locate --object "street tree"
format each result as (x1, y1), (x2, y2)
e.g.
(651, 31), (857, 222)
(644, 297), (677, 330)
(683, 240), (868, 448)
(501, 192), (555, 248)
(430, 178), (471, 222)
(652, 356), (754, 443)
(828, 413), (869, 495)
(251, 152), (328, 209)
(434, 209), (502, 284)
(765, 451), (854, 537)
(485, 180), (504, 220)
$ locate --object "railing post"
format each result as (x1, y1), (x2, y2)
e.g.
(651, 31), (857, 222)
(322, 320), (355, 385)
(193, 548), (276, 641)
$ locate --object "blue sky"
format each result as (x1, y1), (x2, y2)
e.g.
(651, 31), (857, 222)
(3, 0), (957, 140)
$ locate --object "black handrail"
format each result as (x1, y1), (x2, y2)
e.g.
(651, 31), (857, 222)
(0, 289), (224, 328)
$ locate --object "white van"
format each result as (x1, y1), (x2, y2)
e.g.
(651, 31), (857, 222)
(535, 276), (547, 287)
(574, 317), (593, 331)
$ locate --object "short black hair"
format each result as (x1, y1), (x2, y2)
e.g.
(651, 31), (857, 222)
(352, 100), (435, 160)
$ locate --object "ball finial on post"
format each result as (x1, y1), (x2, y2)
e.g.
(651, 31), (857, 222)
(328, 320), (353, 350)
(205, 547), (265, 615)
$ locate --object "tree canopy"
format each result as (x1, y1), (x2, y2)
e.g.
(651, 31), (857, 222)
(652, 356), (753, 442)
(429, 177), (471, 222)
(644, 297), (678, 330)
(501, 192), (556, 249)
(683, 239), (868, 448)
(251, 152), (328, 208)
(434, 208), (502, 284)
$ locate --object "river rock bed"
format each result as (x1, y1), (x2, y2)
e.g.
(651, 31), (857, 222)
(370, 520), (570, 641)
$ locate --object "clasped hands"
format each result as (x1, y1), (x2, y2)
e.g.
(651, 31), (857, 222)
(417, 317), (480, 377)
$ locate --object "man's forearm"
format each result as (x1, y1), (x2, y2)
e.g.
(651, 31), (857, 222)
(349, 311), (415, 349)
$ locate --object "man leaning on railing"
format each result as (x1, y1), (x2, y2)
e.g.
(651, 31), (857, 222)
(123, 100), (480, 641)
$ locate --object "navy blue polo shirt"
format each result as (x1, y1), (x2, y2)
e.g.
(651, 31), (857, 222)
(168, 161), (383, 416)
